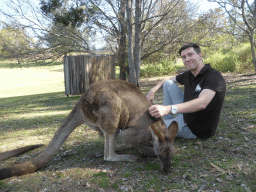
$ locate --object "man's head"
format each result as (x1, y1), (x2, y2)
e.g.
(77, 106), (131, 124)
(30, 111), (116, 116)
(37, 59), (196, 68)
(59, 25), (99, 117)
(179, 43), (204, 74)
(179, 43), (201, 55)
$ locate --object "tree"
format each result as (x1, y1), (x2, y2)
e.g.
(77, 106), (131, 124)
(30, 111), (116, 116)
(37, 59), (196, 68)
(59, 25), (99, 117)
(140, 0), (194, 60)
(124, 0), (206, 85)
(126, 0), (136, 85)
(39, 0), (130, 80)
(0, 23), (33, 64)
(40, 23), (91, 58)
(190, 8), (233, 52)
(1, 0), (211, 83)
(118, 0), (127, 80)
(133, 0), (142, 86)
(41, 0), (210, 86)
(0, 0), (93, 62)
(40, 0), (95, 58)
(209, 0), (256, 71)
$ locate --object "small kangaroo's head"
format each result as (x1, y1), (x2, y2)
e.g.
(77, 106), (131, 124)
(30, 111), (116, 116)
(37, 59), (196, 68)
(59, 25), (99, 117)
(151, 121), (178, 173)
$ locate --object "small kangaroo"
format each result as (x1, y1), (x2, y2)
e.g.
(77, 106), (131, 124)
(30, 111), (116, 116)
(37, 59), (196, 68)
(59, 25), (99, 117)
(0, 80), (178, 180)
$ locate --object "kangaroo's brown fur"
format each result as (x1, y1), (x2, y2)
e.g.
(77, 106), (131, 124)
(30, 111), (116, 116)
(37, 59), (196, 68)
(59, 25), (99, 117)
(0, 79), (178, 180)
(0, 145), (44, 161)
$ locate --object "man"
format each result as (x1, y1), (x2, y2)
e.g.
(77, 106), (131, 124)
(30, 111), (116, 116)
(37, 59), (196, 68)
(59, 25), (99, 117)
(146, 43), (226, 140)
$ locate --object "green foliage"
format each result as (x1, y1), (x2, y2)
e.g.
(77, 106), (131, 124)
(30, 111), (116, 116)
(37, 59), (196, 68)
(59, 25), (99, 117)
(40, 0), (62, 14)
(0, 24), (33, 62)
(200, 34), (236, 58)
(55, 7), (85, 28)
(40, 0), (98, 28)
(205, 52), (236, 72)
(140, 59), (176, 78)
(234, 43), (254, 71)
(41, 0), (84, 28)
(204, 43), (253, 72)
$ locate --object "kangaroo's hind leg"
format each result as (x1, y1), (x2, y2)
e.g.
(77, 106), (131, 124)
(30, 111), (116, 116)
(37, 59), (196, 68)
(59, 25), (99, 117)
(95, 89), (138, 162)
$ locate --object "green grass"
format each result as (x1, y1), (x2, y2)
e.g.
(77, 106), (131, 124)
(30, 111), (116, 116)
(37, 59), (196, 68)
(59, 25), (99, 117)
(145, 163), (161, 170)
(0, 60), (256, 191)
(0, 63), (65, 98)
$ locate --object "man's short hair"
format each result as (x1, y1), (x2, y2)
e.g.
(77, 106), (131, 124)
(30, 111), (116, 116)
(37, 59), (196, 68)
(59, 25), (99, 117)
(179, 43), (201, 55)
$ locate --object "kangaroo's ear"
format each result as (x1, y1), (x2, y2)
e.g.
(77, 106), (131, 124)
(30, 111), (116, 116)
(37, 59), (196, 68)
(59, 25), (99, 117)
(151, 124), (165, 142)
(166, 121), (178, 143)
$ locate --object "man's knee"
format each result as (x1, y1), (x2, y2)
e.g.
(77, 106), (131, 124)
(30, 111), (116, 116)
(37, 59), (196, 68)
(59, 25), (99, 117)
(163, 80), (175, 90)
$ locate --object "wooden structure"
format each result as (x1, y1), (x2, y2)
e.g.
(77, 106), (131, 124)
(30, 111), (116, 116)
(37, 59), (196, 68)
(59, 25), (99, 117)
(64, 55), (115, 96)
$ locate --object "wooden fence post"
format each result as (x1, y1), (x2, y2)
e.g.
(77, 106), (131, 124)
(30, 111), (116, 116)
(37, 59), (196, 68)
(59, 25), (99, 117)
(64, 55), (115, 96)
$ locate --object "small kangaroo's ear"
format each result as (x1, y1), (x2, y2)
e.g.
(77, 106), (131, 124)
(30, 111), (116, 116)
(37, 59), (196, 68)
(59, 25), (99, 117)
(151, 124), (165, 142)
(166, 121), (178, 143)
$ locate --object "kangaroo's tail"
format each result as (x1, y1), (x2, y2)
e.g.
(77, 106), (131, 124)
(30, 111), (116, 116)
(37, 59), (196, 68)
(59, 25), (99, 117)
(0, 144), (44, 161)
(0, 99), (84, 180)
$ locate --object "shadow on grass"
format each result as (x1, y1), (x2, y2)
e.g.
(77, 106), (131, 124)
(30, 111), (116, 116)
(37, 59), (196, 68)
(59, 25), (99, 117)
(1, 113), (72, 133)
(0, 91), (80, 108)
(0, 91), (81, 133)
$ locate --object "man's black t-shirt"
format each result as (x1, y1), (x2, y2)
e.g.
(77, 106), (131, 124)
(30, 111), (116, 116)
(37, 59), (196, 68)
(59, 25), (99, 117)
(176, 64), (226, 139)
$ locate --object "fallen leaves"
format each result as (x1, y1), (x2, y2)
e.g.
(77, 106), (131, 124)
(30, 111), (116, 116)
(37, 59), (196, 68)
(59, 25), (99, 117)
(210, 163), (226, 174)
(244, 125), (255, 130)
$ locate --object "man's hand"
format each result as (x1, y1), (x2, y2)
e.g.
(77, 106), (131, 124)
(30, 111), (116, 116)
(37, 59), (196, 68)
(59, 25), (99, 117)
(146, 90), (155, 104)
(148, 105), (171, 118)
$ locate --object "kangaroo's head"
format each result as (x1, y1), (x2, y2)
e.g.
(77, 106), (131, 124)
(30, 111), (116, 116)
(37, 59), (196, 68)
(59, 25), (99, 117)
(151, 121), (178, 173)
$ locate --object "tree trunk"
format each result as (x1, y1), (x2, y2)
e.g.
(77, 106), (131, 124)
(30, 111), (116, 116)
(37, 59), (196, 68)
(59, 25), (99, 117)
(252, 1), (256, 72)
(126, 0), (136, 85)
(133, 0), (141, 87)
(118, 0), (127, 80)
(250, 30), (256, 71)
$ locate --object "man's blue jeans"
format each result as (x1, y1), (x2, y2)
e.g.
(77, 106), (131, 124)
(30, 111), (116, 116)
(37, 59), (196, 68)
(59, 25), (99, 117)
(163, 80), (197, 139)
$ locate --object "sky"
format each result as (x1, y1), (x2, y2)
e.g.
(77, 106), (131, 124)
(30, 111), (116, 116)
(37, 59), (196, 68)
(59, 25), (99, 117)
(0, 0), (220, 22)
(198, 0), (219, 12)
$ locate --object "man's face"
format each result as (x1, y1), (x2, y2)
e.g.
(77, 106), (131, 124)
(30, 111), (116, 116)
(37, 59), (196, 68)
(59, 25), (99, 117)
(180, 47), (202, 71)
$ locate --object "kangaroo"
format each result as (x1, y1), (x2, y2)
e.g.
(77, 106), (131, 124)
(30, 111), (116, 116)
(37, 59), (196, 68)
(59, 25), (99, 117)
(0, 145), (44, 161)
(0, 79), (178, 180)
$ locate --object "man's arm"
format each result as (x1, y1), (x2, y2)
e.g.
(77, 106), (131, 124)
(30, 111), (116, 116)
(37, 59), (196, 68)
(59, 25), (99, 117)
(146, 76), (177, 103)
(176, 89), (216, 113)
(148, 89), (216, 118)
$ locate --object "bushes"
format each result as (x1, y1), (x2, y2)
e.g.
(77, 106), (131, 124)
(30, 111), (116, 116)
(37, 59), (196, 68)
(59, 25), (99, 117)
(204, 43), (253, 72)
(235, 43), (254, 71)
(140, 59), (176, 78)
(140, 43), (254, 78)
(205, 52), (237, 72)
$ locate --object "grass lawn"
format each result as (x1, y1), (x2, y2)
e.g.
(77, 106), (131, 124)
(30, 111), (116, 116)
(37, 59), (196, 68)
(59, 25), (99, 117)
(0, 60), (256, 192)
(0, 64), (65, 98)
